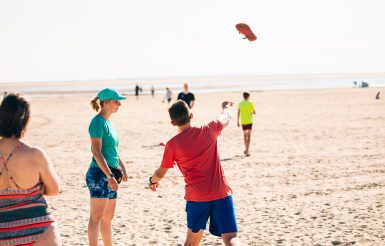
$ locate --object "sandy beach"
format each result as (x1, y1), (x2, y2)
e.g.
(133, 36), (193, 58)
(18, 87), (385, 245)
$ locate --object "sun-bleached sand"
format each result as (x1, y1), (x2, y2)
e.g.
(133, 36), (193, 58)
(19, 87), (385, 245)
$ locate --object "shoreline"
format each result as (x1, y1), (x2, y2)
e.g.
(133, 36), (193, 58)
(2, 71), (385, 85)
(1, 84), (384, 98)
(1, 73), (385, 97)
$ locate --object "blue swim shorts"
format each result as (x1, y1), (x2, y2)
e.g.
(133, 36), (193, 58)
(86, 166), (117, 199)
(186, 195), (238, 237)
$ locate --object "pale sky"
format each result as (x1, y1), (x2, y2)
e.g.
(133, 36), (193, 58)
(0, 0), (384, 83)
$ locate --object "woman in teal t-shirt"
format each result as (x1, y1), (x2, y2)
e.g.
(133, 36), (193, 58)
(86, 88), (128, 246)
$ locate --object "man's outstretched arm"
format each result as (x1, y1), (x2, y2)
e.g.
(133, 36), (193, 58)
(219, 102), (233, 128)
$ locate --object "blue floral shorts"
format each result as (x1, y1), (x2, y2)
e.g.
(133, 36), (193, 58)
(86, 166), (117, 199)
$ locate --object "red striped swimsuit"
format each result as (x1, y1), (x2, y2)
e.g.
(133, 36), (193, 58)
(0, 144), (54, 246)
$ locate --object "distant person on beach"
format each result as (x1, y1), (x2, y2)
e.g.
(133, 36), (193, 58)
(149, 100), (241, 245)
(376, 92), (380, 100)
(135, 84), (140, 100)
(0, 93), (62, 245)
(177, 83), (195, 108)
(151, 86), (155, 98)
(237, 92), (256, 156)
(162, 87), (173, 104)
(1, 92), (7, 103)
(87, 88), (128, 246)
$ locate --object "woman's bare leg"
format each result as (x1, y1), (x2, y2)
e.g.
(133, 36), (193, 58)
(88, 198), (108, 246)
(100, 199), (117, 246)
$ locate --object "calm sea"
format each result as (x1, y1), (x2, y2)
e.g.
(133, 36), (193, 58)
(1, 76), (385, 96)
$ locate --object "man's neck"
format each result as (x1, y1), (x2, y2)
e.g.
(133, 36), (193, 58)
(178, 123), (191, 133)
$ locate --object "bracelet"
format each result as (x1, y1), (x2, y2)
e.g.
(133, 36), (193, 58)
(149, 176), (157, 185)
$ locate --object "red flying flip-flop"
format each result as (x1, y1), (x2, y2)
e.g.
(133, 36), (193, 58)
(236, 23), (257, 41)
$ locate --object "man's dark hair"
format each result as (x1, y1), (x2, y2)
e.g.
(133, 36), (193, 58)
(168, 100), (190, 126)
(243, 92), (250, 100)
(0, 93), (31, 138)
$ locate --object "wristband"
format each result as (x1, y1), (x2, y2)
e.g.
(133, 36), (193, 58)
(108, 173), (114, 180)
(149, 176), (157, 185)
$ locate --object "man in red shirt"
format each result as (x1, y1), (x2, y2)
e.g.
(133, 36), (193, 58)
(149, 100), (241, 245)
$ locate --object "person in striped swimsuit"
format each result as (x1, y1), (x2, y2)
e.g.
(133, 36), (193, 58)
(0, 93), (61, 245)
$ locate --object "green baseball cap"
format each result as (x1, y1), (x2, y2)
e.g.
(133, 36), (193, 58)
(97, 88), (126, 101)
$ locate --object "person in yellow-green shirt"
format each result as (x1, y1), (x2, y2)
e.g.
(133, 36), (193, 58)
(237, 92), (256, 156)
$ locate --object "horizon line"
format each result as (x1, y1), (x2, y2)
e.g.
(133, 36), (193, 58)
(1, 71), (385, 85)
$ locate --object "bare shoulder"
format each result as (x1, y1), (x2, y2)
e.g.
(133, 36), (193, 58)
(23, 145), (48, 163)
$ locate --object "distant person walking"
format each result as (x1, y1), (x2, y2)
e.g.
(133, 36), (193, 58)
(135, 84), (140, 100)
(177, 83), (195, 109)
(376, 91), (380, 100)
(87, 88), (128, 246)
(163, 87), (173, 104)
(237, 92), (255, 156)
(0, 93), (62, 245)
(151, 86), (155, 98)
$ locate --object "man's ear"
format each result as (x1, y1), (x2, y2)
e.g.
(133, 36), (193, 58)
(190, 112), (193, 120)
(171, 120), (177, 126)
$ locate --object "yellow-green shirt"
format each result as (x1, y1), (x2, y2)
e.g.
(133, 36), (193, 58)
(238, 100), (254, 125)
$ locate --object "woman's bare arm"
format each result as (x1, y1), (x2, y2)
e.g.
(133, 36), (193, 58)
(35, 147), (60, 196)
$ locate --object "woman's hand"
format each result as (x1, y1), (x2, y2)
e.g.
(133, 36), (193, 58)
(122, 172), (128, 182)
(108, 177), (119, 191)
(118, 157), (128, 182)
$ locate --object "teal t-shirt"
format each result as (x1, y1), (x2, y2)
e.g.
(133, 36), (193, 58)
(89, 114), (119, 169)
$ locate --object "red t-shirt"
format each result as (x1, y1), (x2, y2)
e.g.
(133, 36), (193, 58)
(161, 120), (233, 201)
